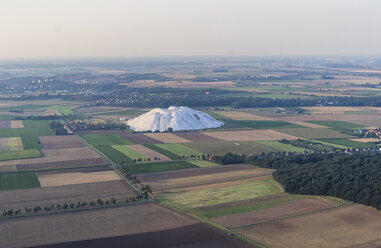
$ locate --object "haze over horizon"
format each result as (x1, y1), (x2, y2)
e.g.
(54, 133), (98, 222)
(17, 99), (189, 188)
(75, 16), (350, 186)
(1, 0), (381, 58)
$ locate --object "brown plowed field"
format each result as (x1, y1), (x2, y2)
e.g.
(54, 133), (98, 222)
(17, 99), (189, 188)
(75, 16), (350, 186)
(127, 144), (171, 161)
(136, 164), (255, 182)
(235, 204), (381, 248)
(121, 133), (163, 144)
(144, 133), (191, 143)
(31, 223), (253, 248)
(39, 136), (85, 149)
(0, 137), (9, 151)
(0, 180), (137, 210)
(16, 158), (107, 171)
(10, 120), (24, 128)
(213, 199), (334, 228)
(0, 121), (11, 129)
(203, 130), (300, 141)
(0, 203), (199, 248)
(148, 169), (272, 193)
(37, 170), (121, 187)
(173, 132), (222, 142)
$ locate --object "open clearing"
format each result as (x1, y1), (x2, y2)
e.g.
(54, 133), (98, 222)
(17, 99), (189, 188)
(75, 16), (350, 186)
(173, 132), (222, 142)
(188, 160), (218, 167)
(144, 133), (191, 143)
(127, 144), (172, 162)
(0, 180), (137, 210)
(153, 143), (203, 158)
(112, 145), (148, 161)
(0, 172), (40, 191)
(39, 136), (84, 149)
(276, 128), (353, 139)
(216, 111), (274, 120)
(37, 170), (121, 187)
(203, 130), (300, 141)
(212, 199), (334, 228)
(158, 178), (283, 209)
(235, 204), (381, 248)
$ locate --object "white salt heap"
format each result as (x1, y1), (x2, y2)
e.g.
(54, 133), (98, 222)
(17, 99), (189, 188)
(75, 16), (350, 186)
(127, 106), (224, 132)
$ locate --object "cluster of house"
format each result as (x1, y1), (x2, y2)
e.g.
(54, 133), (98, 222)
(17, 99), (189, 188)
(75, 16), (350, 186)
(354, 129), (381, 139)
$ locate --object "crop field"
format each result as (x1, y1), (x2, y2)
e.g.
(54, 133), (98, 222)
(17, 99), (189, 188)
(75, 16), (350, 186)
(10, 120), (24, 128)
(119, 133), (163, 144)
(0, 138), (8, 151)
(212, 199), (335, 228)
(203, 129), (300, 141)
(158, 178), (283, 209)
(37, 170), (121, 187)
(7, 137), (23, 151)
(0, 149), (41, 161)
(152, 143), (203, 158)
(215, 111), (274, 120)
(126, 144), (172, 162)
(94, 145), (133, 164)
(126, 161), (197, 174)
(0, 172), (40, 191)
(0, 180), (137, 211)
(173, 132), (222, 142)
(144, 133), (191, 143)
(112, 145), (148, 161)
(256, 140), (308, 153)
(143, 143), (183, 160)
(81, 133), (132, 146)
(39, 136), (84, 149)
(235, 204), (381, 248)
(306, 121), (366, 129)
(229, 120), (304, 129)
(187, 160), (218, 167)
(276, 128), (353, 139)
(184, 140), (278, 155)
(317, 138), (378, 148)
(283, 121), (329, 128)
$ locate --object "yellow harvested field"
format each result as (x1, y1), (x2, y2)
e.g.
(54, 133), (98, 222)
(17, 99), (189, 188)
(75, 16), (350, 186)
(43, 109), (62, 116)
(285, 121), (328, 128)
(349, 138), (380, 143)
(127, 144), (172, 161)
(10, 120), (24, 128)
(216, 111), (274, 120)
(7, 137), (23, 151)
(37, 170), (121, 187)
(144, 133), (191, 143)
(203, 130), (300, 141)
(303, 106), (361, 113)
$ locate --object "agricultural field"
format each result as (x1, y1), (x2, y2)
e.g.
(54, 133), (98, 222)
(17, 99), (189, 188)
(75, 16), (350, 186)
(144, 133), (191, 143)
(203, 129), (300, 141)
(125, 161), (197, 174)
(276, 128), (354, 139)
(0, 172), (40, 191)
(306, 121), (366, 129)
(152, 143), (203, 158)
(317, 138), (378, 148)
(39, 136), (84, 149)
(127, 144), (172, 162)
(94, 145), (134, 164)
(215, 111), (274, 120)
(112, 145), (148, 162)
(256, 140), (309, 153)
(81, 133), (132, 146)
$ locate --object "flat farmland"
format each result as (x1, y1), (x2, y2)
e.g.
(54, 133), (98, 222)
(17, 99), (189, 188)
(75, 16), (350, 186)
(284, 121), (329, 128)
(256, 141), (308, 153)
(32, 223), (252, 248)
(306, 121), (365, 129)
(229, 120), (304, 129)
(81, 133), (132, 146)
(0, 180), (137, 210)
(215, 111), (274, 120)
(212, 199), (335, 228)
(7, 137), (23, 150)
(0, 149), (41, 161)
(94, 145), (133, 164)
(125, 161), (197, 174)
(173, 132), (222, 142)
(39, 136), (85, 149)
(37, 170), (121, 187)
(275, 128), (353, 139)
(121, 133), (163, 144)
(127, 144), (172, 162)
(153, 143), (203, 158)
(0, 137), (8, 151)
(144, 133), (191, 143)
(10, 120), (24, 128)
(112, 145), (148, 161)
(0, 172), (40, 191)
(184, 141), (279, 156)
(235, 204), (381, 248)
(188, 160), (218, 167)
(318, 138), (378, 148)
(203, 130), (300, 141)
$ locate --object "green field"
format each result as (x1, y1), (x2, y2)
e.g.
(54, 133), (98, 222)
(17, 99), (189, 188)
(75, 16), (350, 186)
(306, 121), (365, 129)
(93, 109), (147, 116)
(158, 179), (284, 209)
(0, 149), (41, 161)
(0, 172), (41, 191)
(7, 137), (23, 151)
(194, 193), (307, 218)
(125, 161), (197, 174)
(317, 138), (378, 148)
(143, 144), (180, 160)
(229, 120), (304, 129)
(153, 143), (203, 158)
(184, 141), (278, 156)
(43, 105), (76, 115)
(94, 145), (133, 164)
(112, 145), (148, 161)
(256, 140), (309, 153)
(0, 120), (54, 149)
(276, 128), (354, 139)
(81, 133), (132, 146)
(188, 160), (219, 167)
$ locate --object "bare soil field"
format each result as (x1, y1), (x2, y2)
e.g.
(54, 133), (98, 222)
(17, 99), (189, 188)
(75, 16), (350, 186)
(37, 170), (121, 187)
(173, 132), (222, 142)
(217, 111), (274, 120)
(39, 136), (85, 149)
(127, 144), (171, 162)
(31, 223), (252, 248)
(0, 180), (137, 210)
(275, 128), (353, 139)
(136, 164), (255, 182)
(203, 130), (300, 141)
(121, 133), (163, 144)
(10, 120), (24, 128)
(0, 203), (201, 248)
(16, 158), (107, 171)
(213, 199), (334, 228)
(0, 120), (11, 129)
(144, 133), (191, 143)
(349, 138), (379, 143)
(235, 204), (381, 248)
(0, 137), (9, 151)
(148, 168), (273, 193)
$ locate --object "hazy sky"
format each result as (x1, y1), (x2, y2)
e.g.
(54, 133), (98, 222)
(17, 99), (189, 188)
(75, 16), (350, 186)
(1, 0), (381, 58)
